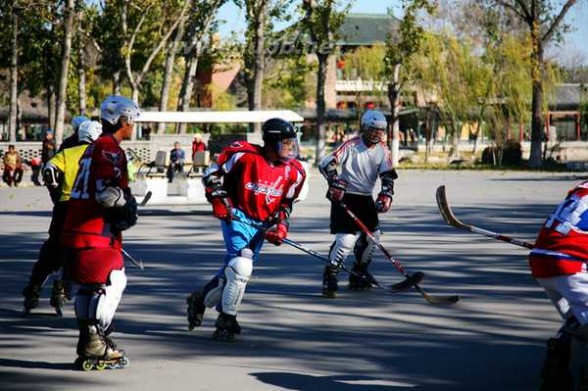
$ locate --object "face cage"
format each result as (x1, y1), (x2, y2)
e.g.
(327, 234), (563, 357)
(364, 127), (386, 144)
(274, 137), (300, 161)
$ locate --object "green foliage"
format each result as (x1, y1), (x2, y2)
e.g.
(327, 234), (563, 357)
(263, 56), (317, 109)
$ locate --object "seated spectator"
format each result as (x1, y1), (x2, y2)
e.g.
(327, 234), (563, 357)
(29, 156), (43, 186)
(167, 142), (185, 183)
(191, 133), (207, 161)
(3, 144), (24, 187)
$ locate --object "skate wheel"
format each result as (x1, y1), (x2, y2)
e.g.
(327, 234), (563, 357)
(119, 357), (130, 368)
(81, 360), (94, 371)
(95, 361), (107, 371)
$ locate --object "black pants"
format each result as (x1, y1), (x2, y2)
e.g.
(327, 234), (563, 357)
(27, 202), (69, 286)
(167, 163), (184, 182)
(330, 193), (379, 234)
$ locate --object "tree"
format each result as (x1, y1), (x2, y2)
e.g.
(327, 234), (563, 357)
(176, 0), (227, 134)
(384, 0), (436, 166)
(8, 1), (19, 142)
(487, 0), (578, 168)
(54, 0), (76, 145)
(302, 0), (350, 164)
(157, 0), (192, 134)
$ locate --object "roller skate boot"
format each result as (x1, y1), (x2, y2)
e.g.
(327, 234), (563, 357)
(74, 322), (129, 371)
(322, 266), (339, 299)
(349, 262), (377, 290)
(212, 312), (241, 342)
(22, 284), (42, 314)
(50, 280), (69, 317)
(186, 291), (206, 331)
(539, 337), (573, 391)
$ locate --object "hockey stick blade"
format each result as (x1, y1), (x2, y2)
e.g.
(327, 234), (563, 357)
(417, 287), (460, 305)
(339, 201), (458, 305)
(139, 190), (153, 207)
(388, 271), (424, 292)
(436, 186), (534, 249)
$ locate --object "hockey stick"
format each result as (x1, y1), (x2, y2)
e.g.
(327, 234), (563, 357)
(339, 201), (459, 304)
(138, 190), (153, 207)
(435, 185), (588, 263)
(282, 237), (424, 293)
(436, 185), (533, 249)
(121, 248), (145, 271)
(229, 214), (423, 293)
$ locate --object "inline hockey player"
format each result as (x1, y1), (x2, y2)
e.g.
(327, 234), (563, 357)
(61, 96), (140, 370)
(186, 118), (306, 342)
(318, 110), (397, 298)
(529, 181), (588, 390)
(22, 120), (102, 315)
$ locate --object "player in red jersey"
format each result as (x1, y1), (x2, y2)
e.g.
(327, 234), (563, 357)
(186, 118), (306, 341)
(528, 181), (588, 389)
(62, 95), (140, 370)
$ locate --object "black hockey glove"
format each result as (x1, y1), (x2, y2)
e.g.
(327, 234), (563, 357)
(106, 195), (138, 234)
(326, 178), (347, 202)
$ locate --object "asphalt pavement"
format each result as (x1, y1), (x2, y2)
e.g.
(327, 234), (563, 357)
(1, 168), (586, 390)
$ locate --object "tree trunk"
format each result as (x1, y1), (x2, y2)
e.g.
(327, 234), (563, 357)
(528, 34), (544, 168)
(158, 6), (189, 134)
(77, 5), (87, 115)
(314, 53), (328, 164)
(387, 64), (401, 167)
(8, 4), (18, 142)
(177, 50), (199, 134)
(54, 0), (75, 145)
(252, 2), (266, 133)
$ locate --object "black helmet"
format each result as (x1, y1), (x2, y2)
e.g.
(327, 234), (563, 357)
(262, 118), (299, 161)
(262, 118), (296, 141)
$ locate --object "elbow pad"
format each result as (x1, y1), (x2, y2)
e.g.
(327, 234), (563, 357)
(42, 163), (62, 189)
(319, 158), (339, 183)
(379, 169), (397, 197)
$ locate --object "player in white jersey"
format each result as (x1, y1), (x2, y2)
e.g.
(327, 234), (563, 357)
(318, 110), (397, 298)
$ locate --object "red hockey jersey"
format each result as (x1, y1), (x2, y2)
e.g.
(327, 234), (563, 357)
(61, 135), (129, 249)
(213, 141), (306, 222)
(529, 182), (588, 278)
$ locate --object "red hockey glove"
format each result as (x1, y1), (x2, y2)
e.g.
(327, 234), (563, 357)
(375, 192), (393, 213)
(208, 189), (233, 220)
(327, 178), (347, 202)
(265, 221), (288, 246)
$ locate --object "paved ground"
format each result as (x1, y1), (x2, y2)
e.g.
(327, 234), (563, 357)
(1, 169), (586, 390)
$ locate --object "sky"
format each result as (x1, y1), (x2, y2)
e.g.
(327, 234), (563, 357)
(216, 0), (588, 65)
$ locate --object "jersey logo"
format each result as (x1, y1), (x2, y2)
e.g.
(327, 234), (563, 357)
(245, 177), (284, 204)
(102, 150), (122, 166)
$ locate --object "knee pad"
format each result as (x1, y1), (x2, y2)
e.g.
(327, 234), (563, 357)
(328, 233), (358, 267)
(202, 275), (224, 309)
(221, 249), (253, 316)
(354, 231), (380, 265)
(75, 269), (126, 331)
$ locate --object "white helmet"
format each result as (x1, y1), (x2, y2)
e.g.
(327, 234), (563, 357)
(72, 115), (90, 132)
(361, 110), (387, 144)
(100, 95), (140, 126)
(78, 120), (103, 144)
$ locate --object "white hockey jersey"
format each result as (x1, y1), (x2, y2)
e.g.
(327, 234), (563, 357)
(319, 136), (394, 195)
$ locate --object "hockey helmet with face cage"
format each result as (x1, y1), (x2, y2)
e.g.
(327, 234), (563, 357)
(361, 110), (387, 144)
(72, 115), (90, 132)
(100, 95), (140, 126)
(77, 120), (103, 144)
(262, 118), (299, 160)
